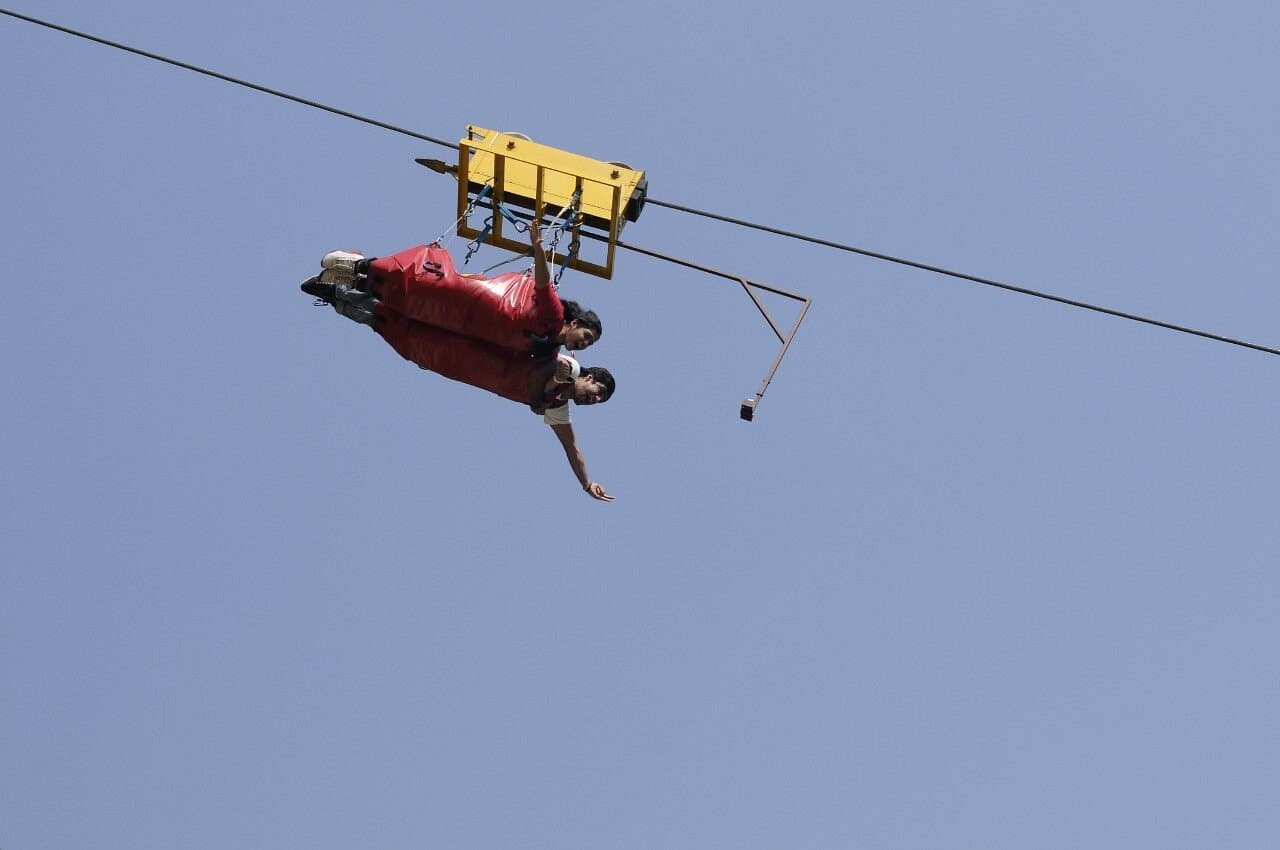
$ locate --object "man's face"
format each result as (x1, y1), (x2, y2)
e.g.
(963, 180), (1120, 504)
(572, 374), (608, 405)
(563, 321), (598, 352)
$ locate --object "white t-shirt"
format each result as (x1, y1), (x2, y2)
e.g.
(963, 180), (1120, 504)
(543, 403), (571, 426)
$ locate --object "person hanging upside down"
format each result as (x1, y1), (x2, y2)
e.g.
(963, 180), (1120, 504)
(312, 218), (602, 356)
(301, 269), (617, 502)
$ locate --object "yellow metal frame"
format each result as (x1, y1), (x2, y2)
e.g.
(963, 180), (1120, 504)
(455, 126), (645, 280)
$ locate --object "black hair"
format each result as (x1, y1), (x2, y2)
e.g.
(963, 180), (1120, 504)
(562, 299), (603, 341)
(581, 366), (616, 402)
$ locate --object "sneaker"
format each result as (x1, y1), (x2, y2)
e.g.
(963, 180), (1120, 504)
(319, 268), (352, 286)
(320, 250), (364, 285)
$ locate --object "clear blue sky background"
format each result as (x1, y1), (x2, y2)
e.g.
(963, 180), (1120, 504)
(3, 2), (1278, 848)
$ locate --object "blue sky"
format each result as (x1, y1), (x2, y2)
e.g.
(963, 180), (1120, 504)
(3, 2), (1278, 848)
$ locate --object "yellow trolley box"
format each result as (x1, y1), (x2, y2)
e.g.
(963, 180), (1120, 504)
(452, 126), (647, 280)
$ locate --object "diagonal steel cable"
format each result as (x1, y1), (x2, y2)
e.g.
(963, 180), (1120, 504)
(6, 5), (1277, 358)
(644, 198), (1280, 356)
(0, 7), (455, 149)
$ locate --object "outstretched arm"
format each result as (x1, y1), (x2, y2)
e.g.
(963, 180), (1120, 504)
(529, 217), (551, 290)
(550, 422), (614, 501)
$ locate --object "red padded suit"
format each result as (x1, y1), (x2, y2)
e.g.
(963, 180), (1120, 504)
(376, 311), (571, 410)
(368, 245), (564, 352)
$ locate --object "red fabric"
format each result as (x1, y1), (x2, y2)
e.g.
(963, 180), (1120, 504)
(369, 245), (564, 352)
(376, 310), (567, 409)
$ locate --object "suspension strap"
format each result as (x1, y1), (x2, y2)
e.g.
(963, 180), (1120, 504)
(464, 215), (494, 264)
(464, 188), (533, 265)
(555, 238), (580, 286)
(493, 200), (529, 233)
(455, 183), (494, 261)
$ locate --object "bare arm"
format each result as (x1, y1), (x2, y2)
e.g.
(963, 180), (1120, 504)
(529, 217), (551, 290)
(550, 422), (614, 501)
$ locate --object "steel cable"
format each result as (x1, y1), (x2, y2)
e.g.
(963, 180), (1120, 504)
(5, 6), (1276, 358)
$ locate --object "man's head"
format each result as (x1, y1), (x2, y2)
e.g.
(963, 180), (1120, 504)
(561, 301), (603, 352)
(572, 366), (616, 405)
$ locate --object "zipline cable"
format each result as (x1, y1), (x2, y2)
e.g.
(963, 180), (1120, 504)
(0, 7), (455, 150)
(644, 198), (1280, 357)
(5, 6), (1277, 358)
